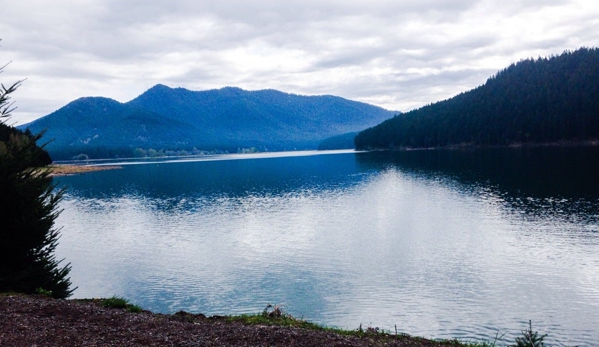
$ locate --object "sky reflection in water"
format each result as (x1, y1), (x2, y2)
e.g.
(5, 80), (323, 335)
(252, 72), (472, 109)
(55, 149), (599, 346)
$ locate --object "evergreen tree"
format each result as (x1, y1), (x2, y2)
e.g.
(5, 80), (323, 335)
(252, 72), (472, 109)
(355, 47), (599, 150)
(0, 62), (73, 298)
(511, 321), (547, 347)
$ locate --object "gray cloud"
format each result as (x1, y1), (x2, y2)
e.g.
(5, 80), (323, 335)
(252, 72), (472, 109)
(2, 0), (598, 124)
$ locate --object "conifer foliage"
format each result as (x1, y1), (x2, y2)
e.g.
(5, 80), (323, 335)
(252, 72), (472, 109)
(511, 321), (547, 347)
(0, 61), (73, 298)
(355, 47), (599, 150)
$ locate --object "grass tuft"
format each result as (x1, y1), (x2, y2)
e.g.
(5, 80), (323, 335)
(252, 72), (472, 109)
(35, 287), (53, 297)
(102, 296), (143, 313)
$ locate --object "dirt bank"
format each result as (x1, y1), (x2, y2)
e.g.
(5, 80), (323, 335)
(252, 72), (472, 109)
(0, 294), (464, 347)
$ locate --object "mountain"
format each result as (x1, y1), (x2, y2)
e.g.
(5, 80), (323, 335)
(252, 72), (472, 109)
(355, 47), (599, 150)
(23, 86), (397, 160)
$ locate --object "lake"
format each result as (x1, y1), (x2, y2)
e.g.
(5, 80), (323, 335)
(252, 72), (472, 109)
(54, 148), (599, 346)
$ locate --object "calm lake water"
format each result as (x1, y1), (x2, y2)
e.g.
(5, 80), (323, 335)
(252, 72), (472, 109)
(54, 148), (599, 346)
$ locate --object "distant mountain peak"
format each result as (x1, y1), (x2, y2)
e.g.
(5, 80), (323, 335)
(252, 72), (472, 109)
(141, 83), (173, 93)
(60, 96), (122, 111)
(24, 85), (397, 160)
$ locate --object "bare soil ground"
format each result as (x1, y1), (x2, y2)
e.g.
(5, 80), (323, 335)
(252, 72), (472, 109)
(0, 294), (464, 347)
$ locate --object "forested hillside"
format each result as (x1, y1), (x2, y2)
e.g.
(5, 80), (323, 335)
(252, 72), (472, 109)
(355, 48), (599, 150)
(317, 132), (357, 150)
(23, 86), (396, 160)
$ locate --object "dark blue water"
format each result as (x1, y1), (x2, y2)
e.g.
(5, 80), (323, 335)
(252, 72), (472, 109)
(55, 149), (599, 346)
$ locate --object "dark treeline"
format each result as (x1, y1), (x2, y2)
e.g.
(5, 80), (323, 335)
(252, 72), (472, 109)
(355, 47), (599, 150)
(0, 123), (52, 166)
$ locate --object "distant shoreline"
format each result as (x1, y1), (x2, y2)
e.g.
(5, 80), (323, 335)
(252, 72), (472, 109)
(51, 149), (358, 167)
(48, 143), (599, 168)
(364, 140), (599, 152)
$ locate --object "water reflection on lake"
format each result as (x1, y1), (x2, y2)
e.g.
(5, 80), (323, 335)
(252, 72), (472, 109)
(55, 148), (599, 346)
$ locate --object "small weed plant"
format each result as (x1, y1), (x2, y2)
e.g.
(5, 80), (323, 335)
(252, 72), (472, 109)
(511, 321), (547, 347)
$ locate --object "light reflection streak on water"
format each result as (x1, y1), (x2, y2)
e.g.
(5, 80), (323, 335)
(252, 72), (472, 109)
(55, 151), (599, 347)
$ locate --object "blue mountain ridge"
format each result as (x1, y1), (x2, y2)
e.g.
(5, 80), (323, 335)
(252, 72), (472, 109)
(22, 85), (398, 160)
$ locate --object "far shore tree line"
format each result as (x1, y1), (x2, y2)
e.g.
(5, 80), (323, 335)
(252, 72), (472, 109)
(69, 146), (264, 161)
(131, 146), (259, 158)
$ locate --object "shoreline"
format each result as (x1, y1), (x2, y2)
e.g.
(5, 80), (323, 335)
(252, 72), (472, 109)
(358, 139), (599, 152)
(49, 164), (122, 176)
(0, 294), (490, 347)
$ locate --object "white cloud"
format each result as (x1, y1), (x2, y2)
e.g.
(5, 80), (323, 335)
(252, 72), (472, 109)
(1, 0), (598, 124)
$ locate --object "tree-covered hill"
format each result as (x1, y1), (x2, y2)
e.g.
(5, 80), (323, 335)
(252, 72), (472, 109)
(22, 86), (396, 160)
(355, 47), (599, 150)
(22, 96), (192, 159)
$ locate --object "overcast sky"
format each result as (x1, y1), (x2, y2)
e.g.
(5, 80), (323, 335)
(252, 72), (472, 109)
(2, 0), (598, 124)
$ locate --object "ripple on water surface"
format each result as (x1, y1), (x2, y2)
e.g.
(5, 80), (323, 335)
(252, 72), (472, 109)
(55, 150), (599, 347)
